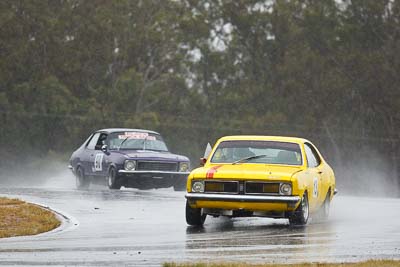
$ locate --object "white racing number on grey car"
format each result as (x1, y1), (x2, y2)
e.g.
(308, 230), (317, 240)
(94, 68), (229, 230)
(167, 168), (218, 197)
(94, 153), (104, 172)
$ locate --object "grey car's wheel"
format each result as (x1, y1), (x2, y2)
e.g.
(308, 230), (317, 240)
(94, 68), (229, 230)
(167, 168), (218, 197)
(76, 167), (90, 190)
(289, 192), (309, 226)
(173, 179), (187, 191)
(108, 167), (122, 190)
(185, 200), (206, 226)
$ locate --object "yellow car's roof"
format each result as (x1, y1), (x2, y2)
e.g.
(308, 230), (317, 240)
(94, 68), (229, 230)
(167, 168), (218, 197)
(217, 135), (309, 144)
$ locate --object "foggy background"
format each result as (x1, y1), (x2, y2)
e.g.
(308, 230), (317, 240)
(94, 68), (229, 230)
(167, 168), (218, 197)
(0, 0), (399, 197)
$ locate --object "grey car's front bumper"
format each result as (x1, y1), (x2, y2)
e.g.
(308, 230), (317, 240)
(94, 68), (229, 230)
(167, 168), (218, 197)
(118, 169), (189, 190)
(118, 170), (190, 175)
(185, 193), (301, 204)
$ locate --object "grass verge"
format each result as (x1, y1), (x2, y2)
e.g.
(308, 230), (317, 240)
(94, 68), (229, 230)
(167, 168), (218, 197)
(163, 260), (400, 267)
(0, 197), (61, 238)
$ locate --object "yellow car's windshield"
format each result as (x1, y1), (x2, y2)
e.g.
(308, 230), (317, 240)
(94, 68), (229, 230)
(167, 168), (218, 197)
(210, 140), (302, 166)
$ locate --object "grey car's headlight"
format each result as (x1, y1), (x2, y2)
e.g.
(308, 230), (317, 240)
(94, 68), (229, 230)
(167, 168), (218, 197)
(279, 183), (292, 195)
(192, 181), (204, 193)
(179, 162), (190, 172)
(124, 160), (136, 171)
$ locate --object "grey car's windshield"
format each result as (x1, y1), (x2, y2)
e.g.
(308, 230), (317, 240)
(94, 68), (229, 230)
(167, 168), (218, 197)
(210, 140), (302, 166)
(107, 132), (169, 152)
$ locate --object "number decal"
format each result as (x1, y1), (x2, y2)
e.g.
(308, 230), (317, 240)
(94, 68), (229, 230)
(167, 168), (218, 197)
(94, 153), (104, 172)
(313, 177), (318, 198)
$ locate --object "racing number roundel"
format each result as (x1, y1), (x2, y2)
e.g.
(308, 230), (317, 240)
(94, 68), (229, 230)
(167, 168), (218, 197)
(313, 177), (318, 198)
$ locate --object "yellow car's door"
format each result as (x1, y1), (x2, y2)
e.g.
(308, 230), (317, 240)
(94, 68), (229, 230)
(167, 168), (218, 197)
(304, 143), (325, 211)
(317, 163), (333, 202)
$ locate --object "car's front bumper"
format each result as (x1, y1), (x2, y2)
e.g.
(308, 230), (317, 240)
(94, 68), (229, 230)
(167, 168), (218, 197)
(185, 193), (300, 204)
(118, 170), (190, 175)
(68, 165), (74, 173)
(186, 193), (301, 212)
(118, 170), (189, 189)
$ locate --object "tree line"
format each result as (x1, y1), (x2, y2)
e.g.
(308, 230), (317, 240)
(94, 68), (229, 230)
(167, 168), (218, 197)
(0, 0), (399, 195)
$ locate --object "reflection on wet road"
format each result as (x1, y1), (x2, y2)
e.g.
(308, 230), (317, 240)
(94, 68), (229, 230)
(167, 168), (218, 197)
(0, 180), (399, 266)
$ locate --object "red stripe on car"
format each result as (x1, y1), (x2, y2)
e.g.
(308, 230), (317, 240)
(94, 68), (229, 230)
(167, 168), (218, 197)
(206, 165), (223, 179)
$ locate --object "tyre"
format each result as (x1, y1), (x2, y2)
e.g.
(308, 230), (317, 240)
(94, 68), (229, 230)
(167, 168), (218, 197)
(185, 200), (206, 226)
(76, 167), (90, 190)
(289, 192), (309, 226)
(173, 179), (187, 191)
(316, 190), (331, 221)
(107, 167), (122, 190)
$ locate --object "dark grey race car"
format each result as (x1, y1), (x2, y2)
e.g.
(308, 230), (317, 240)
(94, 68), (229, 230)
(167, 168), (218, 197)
(68, 128), (190, 191)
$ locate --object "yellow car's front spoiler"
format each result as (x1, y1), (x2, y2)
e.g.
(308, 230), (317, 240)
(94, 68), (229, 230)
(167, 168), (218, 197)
(185, 193), (300, 204)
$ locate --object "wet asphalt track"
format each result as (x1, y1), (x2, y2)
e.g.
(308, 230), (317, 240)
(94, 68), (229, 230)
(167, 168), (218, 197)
(0, 176), (400, 266)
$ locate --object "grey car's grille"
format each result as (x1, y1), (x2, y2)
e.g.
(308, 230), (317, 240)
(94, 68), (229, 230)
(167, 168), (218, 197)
(137, 161), (178, 171)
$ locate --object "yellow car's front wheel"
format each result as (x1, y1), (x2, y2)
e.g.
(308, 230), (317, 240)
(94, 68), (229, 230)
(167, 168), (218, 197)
(289, 193), (309, 226)
(186, 201), (207, 226)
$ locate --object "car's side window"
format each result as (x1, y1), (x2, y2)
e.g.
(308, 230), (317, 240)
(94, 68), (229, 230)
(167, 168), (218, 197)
(87, 133), (101, 150)
(308, 143), (321, 166)
(95, 133), (108, 150)
(304, 143), (320, 168)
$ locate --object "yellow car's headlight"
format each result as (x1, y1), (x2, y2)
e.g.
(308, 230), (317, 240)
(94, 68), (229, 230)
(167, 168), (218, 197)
(279, 183), (292, 195)
(179, 162), (190, 172)
(192, 181), (204, 193)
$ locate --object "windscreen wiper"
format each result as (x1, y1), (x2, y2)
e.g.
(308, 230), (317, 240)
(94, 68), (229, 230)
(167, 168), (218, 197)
(118, 137), (129, 151)
(142, 135), (149, 151)
(232, 155), (267, 165)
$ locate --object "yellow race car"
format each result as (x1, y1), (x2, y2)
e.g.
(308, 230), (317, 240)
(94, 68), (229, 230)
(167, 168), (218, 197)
(185, 136), (336, 226)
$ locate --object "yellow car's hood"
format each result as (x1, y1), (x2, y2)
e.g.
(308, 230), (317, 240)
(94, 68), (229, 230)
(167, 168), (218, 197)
(191, 164), (303, 181)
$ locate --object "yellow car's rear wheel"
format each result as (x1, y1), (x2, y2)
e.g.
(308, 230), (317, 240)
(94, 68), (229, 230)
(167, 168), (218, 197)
(315, 190), (331, 221)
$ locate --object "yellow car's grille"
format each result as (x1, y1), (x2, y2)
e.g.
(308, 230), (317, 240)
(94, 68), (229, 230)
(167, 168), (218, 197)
(203, 180), (280, 195)
(204, 181), (238, 193)
(245, 182), (280, 194)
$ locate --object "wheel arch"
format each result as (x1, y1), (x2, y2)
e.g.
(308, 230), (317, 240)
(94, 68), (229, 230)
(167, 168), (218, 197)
(326, 187), (332, 200)
(107, 163), (118, 174)
(295, 189), (309, 210)
(75, 163), (84, 175)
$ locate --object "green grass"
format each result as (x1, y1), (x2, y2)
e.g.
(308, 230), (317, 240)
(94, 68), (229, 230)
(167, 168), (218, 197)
(0, 197), (61, 238)
(163, 260), (400, 267)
